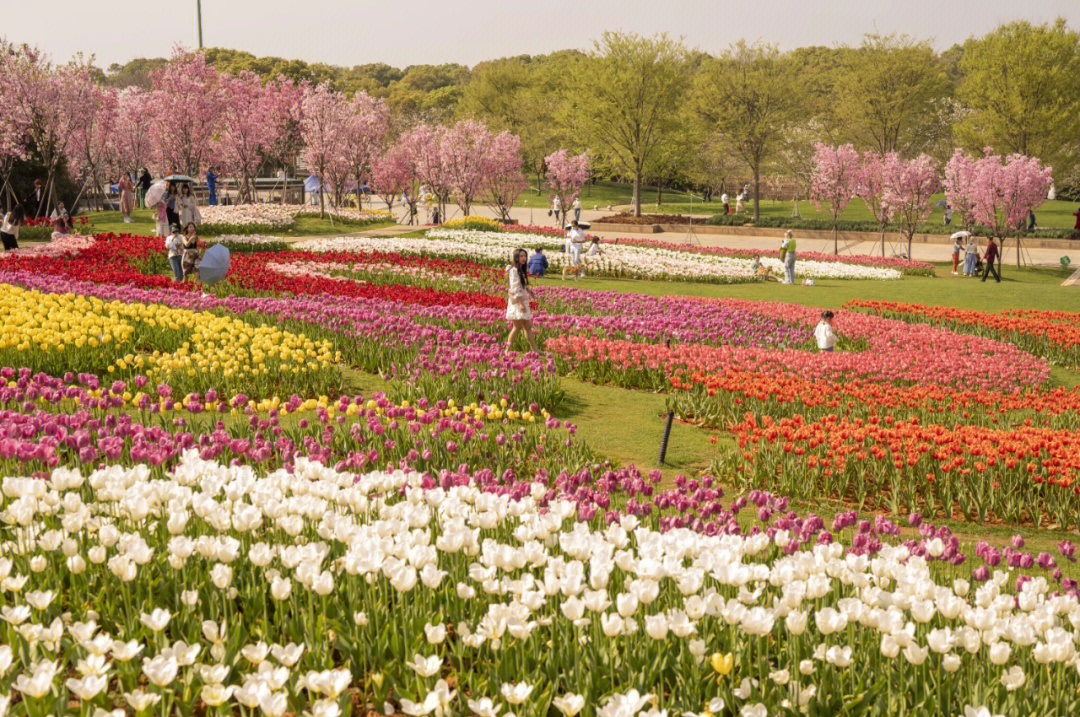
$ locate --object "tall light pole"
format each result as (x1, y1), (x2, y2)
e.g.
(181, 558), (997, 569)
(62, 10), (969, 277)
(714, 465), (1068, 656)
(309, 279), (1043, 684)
(196, 0), (204, 48)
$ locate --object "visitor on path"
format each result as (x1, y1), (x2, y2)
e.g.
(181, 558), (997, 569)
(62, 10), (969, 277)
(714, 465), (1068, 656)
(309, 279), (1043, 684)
(779, 230), (797, 284)
(963, 236), (979, 276)
(735, 191), (745, 214)
(180, 223), (201, 282)
(562, 220), (586, 280)
(118, 173), (135, 223)
(165, 224), (184, 280)
(206, 167), (219, 206)
(164, 183), (180, 228)
(551, 196), (561, 226)
(528, 247), (548, 277)
(572, 197), (581, 222)
(814, 310), (837, 352)
(721, 191), (729, 215)
(177, 184), (202, 227)
(943, 204), (953, 226)
(981, 237), (1001, 283)
(1027, 210), (1036, 233)
(1, 205), (22, 251)
(50, 203), (71, 236)
(951, 234), (963, 275)
(138, 169), (152, 208)
(505, 248), (539, 353)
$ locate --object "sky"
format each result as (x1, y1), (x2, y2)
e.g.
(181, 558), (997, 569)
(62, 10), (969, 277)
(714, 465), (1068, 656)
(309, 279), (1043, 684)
(5, 0), (1080, 69)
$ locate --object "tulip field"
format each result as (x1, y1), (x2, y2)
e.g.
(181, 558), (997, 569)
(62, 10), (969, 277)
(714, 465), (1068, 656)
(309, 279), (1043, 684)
(2, 224), (1080, 716)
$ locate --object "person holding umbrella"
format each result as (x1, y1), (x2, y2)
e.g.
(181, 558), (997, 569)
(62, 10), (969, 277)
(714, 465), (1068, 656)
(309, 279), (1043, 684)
(164, 183), (180, 228)
(137, 169), (152, 208)
(950, 231), (969, 275)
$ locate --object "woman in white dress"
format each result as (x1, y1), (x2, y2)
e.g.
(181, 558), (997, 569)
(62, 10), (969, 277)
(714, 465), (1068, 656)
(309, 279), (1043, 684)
(505, 248), (539, 352)
(176, 184), (202, 227)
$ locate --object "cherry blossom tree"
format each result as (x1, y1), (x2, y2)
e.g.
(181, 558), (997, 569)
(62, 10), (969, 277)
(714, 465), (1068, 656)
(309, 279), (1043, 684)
(441, 119), (493, 217)
(544, 149), (589, 227)
(0, 46), (33, 209)
(66, 81), (119, 209)
(942, 148), (980, 230)
(967, 149), (1053, 267)
(265, 77), (306, 205)
(216, 71), (283, 203)
(341, 91), (389, 215)
(485, 131), (528, 223)
(880, 153), (941, 260)
(112, 88), (155, 178)
(810, 143), (860, 254)
(370, 141), (416, 219)
(401, 124), (452, 222)
(147, 48), (225, 177)
(300, 82), (350, 216)
(855, 152), (895, 256)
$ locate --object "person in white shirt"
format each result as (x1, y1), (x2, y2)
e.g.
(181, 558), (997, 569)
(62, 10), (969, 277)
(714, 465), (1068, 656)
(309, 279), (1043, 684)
(721, 192), (729, 215)
(814, 310), (837, 352)
(505, 248), (539, 352)
(572, 197), (582, 222)
(562, 220), (586, 280)
(164, 224), (184, 280)
(551, 196), (561, 226)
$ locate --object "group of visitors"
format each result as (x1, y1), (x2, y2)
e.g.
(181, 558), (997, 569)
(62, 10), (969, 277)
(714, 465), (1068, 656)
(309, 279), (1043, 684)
(951, 233), (1000, 282)
(164, 223), (201, 282)
(549, 197), (582, 226)
(154, 182), (202, 237)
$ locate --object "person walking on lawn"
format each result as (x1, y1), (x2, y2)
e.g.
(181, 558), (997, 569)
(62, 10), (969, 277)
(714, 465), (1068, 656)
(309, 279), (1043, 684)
(981, 236), (1001, 283)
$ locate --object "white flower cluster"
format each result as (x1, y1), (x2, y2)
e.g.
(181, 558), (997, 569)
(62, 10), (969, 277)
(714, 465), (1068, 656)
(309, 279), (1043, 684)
(295, 230), (902, 283)
(0, 452), (1071, 715)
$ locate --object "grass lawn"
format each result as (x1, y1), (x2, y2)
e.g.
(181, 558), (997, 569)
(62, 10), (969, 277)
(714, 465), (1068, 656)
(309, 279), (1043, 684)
(81, 208), (394, 238)
(514, 179), (699, 210)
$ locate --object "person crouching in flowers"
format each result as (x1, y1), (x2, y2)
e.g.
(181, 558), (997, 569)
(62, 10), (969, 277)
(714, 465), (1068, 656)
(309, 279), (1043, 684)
(506, 248), (539, 352)
(814, 310), (837, 352)
(181, 222), (201, 282)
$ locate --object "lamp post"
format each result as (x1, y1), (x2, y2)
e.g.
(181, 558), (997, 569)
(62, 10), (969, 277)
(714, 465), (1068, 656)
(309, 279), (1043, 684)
(196, 0), (204, 48)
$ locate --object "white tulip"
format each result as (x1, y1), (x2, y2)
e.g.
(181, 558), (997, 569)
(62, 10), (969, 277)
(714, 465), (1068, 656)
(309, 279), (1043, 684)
(552, 693), (585, 717)
(406, 654), (442, 678)
(501, 682), (534, 705)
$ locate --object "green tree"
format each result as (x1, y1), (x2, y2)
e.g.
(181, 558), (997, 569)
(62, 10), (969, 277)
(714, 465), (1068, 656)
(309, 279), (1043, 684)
(694, 42), (803, 221)
(956, 19), (1080, 182)
(833, 35), (953, 156)
(574, 32), (691, 216)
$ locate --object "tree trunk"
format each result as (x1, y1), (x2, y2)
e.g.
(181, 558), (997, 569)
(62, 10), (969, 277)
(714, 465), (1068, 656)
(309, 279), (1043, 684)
(1016, 235), (1021, 267)
(752, 165), (760, 221)
(633, 172), (642, 217)
(881, 226), (886, 257)
(319, 186), (325, 218)
(656, 183), (662, 206)
(833, 226), (838, 255)
(907, 234), (913, 261)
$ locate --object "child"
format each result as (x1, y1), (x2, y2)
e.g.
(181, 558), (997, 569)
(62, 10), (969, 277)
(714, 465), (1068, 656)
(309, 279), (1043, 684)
(814, 310), (837, 352)
(750, 256), (775, 281)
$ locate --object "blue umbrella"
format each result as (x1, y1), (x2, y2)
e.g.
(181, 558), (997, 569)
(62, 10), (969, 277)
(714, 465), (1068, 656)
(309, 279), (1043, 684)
(303, 175), (321, 193)
(199, 243), (230, 286)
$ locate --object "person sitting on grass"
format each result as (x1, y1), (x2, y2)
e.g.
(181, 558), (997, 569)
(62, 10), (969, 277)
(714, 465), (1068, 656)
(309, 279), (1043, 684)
(750, 256), (778, 281)
(527, 247), (549, 277)
(814, 310), (837, 353)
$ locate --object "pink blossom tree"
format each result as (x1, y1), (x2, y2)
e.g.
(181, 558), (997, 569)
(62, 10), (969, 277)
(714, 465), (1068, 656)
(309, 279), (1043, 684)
(881, 153), (941, 260)
(942, 148), (981, 230)
(401, 124), (452, 222)
(265, 77), (306, 205)
(967, 149), (1053, 268)
(485, 131), (528, 223)
(441, 119), (493, 217)
(300, 82), (350, 217)
(66, 81), (119, 209)
(0, 46), (33, 209)
(216, 71), (283, 203)
(370, 141), (416, 220)
(855, 152), (895, 256)
(810, 143), (860, 254)
(544, 149), (589, 227)
(112, 88), (155, 177)
(341, 91), (389, 215)
(146, 49), (225, 177)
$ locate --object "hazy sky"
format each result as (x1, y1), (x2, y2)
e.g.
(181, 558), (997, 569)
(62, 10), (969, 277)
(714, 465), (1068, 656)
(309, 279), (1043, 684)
(6, 0), (1080, 68)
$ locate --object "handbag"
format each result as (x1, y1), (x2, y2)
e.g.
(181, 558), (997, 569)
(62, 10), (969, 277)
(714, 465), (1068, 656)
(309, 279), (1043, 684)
(547, 209), (553, 217)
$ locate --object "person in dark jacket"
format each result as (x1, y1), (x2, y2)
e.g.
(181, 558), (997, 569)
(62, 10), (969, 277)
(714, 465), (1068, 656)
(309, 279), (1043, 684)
(981, 236), (1001, 283)
(137, 169), (152, 208)
(527, 247), (549, 277)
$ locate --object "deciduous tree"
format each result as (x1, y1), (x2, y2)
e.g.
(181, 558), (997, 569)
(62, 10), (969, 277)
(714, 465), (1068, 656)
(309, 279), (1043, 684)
(810, 143), (860, 254)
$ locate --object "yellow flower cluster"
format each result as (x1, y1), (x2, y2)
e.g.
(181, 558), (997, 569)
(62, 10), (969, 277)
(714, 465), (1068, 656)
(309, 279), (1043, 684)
(439, 216), (504, 232)
(0, 284), (340, 394)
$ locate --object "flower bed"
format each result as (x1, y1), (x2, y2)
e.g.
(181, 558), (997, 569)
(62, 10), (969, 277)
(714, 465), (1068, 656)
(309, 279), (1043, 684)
(1, 452), (1078, 716)
(196, 205), (391, 236)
